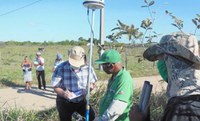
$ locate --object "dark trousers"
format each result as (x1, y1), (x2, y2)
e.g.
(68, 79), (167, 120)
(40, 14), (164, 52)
(56, 96), (95, 121)
(36, 70), (46, 89)
(161, 95), (200, 121)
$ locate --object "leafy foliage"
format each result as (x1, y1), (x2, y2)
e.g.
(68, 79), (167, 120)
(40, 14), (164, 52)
(141, 0), (155, 7)
(107, 20), (143, 44)
(165, 10), (184, 31)
(192, 14), (200, 34)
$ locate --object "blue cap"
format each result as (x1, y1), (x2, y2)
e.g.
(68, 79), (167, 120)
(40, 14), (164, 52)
(57, 53), (63, 59)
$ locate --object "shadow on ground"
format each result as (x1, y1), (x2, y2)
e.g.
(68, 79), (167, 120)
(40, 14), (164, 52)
(0, 78), (18, 87)
(16, 85), (56, 100)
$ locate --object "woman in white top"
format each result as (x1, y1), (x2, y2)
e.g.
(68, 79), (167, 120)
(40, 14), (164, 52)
(21, 56), (32, 89)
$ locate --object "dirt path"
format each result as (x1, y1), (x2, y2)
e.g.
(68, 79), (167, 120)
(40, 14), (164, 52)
(0, 85), (56, 111)
(133, 75), (167, 93)
(0, 75), (167, 111)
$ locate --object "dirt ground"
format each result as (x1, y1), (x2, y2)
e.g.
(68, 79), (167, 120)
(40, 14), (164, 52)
(133, 75), (167, 93)
(0, 85), (56, 111)
(0, 75), (167, 111)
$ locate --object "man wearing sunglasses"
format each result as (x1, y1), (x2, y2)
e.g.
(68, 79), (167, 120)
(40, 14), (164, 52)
(95, 49), (134, 121)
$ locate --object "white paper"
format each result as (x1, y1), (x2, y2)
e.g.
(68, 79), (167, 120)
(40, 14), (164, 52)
(67, 91), (83, 99)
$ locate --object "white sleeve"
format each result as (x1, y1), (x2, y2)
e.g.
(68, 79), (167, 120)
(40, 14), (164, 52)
(98, 99), (128, 121)
(51, 77), (62, 87)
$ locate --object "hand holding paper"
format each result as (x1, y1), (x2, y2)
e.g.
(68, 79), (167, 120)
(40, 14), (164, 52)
(65, 90), (84, 100)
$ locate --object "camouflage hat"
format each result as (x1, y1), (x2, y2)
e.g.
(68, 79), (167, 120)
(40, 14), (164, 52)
(143, 32), (200, 68)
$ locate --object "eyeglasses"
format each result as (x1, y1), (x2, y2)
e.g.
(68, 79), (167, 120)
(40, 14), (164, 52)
(101, 63), (113, 68)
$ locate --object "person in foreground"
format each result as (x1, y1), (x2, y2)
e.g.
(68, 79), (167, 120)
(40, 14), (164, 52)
(51, 46), (97, 121)
(94, 49), (134, 121)
(129, 104), (150, 121)
(143, 32), (200, 121)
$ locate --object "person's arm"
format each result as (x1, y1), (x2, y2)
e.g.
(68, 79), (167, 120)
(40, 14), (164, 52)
(33, 58), (39, 67)
(38, 57), (44, 66)
(26, 61), (32, 71)
(52, 67), (56, 72)
(129, 104), (150, 121)
(30, 61), (32, 68)
(52, 60), (57, 72)
(90, 82), (96, 91)
(54, 87), (75, 99)
(21, 62), (24, 68)
(95, 99), (128, 121)
(54, 87), (66, 97)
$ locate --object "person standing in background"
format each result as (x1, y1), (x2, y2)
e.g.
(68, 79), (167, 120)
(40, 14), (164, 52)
(34, 52), (46, 90)
(21, 56), (32, 90)
(52, 53), (64, 72)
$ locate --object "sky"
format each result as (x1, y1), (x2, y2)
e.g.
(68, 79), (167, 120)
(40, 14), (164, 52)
(0, 0), (199, 43)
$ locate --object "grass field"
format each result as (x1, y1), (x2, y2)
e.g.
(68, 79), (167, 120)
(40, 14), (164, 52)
(0, 44), (158, 86)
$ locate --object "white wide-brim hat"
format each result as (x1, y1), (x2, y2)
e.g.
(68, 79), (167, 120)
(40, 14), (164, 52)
(69, 46), (86, 68)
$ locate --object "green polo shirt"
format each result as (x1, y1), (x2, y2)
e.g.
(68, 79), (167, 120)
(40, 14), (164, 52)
(99, 68), (134, 121)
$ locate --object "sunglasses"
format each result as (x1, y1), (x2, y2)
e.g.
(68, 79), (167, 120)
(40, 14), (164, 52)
(101, 63), (113, 68)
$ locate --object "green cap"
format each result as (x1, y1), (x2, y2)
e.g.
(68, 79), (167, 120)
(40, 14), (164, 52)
(95, 49), (121, 64)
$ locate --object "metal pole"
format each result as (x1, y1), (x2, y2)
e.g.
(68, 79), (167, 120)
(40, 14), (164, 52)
(100, 8), (104, 46)
(86, 9), (95, 121)
(99, 8), (105, 70)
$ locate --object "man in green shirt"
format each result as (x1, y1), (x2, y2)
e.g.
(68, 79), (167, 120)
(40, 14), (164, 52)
(95, 49), (134, 121)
